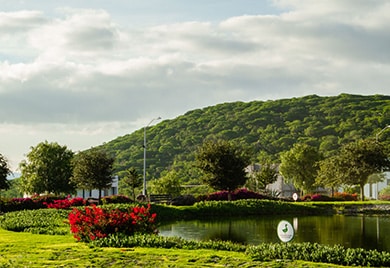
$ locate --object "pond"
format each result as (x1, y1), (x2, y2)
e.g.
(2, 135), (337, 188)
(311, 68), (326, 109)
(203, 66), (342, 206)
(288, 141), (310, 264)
(159, 215), (390, 252)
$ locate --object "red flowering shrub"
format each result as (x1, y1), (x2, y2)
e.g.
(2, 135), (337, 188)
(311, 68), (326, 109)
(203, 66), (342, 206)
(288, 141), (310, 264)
(301, 194), (312, 201)
(310, 194), (332, 201)
(379, 195), (390, 201)
(68, 204), (157, 242)
(300, 192), (358, 202)
(333, 192), (358, 201)
(44, 196), (86, 209)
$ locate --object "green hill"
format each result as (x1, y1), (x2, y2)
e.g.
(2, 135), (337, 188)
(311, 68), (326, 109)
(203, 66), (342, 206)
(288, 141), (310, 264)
(99, 93), (390, 182)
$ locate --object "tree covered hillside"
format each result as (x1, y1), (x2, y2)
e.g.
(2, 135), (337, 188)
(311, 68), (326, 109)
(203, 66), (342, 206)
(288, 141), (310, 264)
(99, 94), (390, 181)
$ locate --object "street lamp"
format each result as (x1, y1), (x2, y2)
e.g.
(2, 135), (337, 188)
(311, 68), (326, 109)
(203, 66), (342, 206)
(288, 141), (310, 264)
(376, 125), (390, 142)
(143, 117), (161, 196)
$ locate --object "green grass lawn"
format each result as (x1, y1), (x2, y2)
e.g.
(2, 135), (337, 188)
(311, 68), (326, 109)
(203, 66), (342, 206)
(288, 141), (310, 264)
(0, 228), (347, 268)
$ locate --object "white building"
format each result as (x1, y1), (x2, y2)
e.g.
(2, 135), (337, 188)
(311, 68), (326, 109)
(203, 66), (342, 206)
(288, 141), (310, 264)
(75, 176), (119, 199)
(364, 172), (390, 199)
(247, 164), (389, 200)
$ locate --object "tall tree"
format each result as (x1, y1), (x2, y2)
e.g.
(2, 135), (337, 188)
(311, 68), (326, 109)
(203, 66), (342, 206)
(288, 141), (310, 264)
(19, 141), (75, 195)
(316, 156), (344, 196)
(120, 167), (142, 200)
(0, 153), (12, 191)
(195, 139), (250, 200)
(280, 143), (322, 195)
(150, 169), (182, 197)
(71, 148), (114, 200)
(245, 163), (278, 192)
(335, 139), (390, 200)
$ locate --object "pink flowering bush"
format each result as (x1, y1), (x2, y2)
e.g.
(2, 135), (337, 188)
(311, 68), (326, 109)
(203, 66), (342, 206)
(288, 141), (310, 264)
(197, 188), (268, 201)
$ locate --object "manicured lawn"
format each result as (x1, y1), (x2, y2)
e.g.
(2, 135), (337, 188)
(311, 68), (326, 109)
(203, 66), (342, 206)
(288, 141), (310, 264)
(0, 228), (346, 267)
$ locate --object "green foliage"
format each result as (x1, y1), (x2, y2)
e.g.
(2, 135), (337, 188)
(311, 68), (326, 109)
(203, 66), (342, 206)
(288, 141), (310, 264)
(192, 199), (324, 217)
(71, 148), (114, 200)
(318, 139), (390, 200)
(101, 194), (133, 204)
(91, 233), (390, 267)
(0, 209), (69, 235)
(280, 143), (322, 194)
(99, 94), (390, 186)
(119, 167), (142, 200)
(195, 139), (250, 195)
(91, 233), (247, 252)
(149, 169), (182, 197)
(379, 185), (390, 201)
(0, 153), (11, 191)
(19, 141), (75, 195)
(246, 242), (390, 267)
(0, 177), (23, 198)
(245, 163), (278, 192)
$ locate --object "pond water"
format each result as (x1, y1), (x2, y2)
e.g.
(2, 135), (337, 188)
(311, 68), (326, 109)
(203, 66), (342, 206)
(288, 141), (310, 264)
(159, 215), (390, 252)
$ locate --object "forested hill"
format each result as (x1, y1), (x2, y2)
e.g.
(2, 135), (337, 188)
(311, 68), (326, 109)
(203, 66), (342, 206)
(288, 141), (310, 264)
(99, 94), (390, 179)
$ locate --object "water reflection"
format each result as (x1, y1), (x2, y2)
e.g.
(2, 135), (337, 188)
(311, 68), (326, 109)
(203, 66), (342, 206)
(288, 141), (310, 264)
(158, 215), (390, 252)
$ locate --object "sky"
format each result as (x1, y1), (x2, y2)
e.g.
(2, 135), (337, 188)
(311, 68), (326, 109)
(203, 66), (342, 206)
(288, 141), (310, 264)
(1, 0), (390, 171)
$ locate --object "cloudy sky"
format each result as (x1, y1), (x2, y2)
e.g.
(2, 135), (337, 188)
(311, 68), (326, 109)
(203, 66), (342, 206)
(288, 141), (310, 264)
(1, 0), (389, 170)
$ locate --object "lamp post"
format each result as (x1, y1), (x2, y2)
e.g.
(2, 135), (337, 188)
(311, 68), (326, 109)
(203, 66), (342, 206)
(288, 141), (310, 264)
(143, 117), (161, 196)
(376, 125), (390, 142)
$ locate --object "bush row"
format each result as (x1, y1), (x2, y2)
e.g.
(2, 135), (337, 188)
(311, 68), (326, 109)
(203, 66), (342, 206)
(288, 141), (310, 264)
(148, 199), (327, 222)
(0, 195), (65, 212)
(197, 188), (276, 202)
(91, 233), (247, 252)
(0, 194), (134, 212)
(0, 209), (69, 235)
(247, 242), (390, 267)
(91, 233), (390, 267)
(301, 192), (358, 202)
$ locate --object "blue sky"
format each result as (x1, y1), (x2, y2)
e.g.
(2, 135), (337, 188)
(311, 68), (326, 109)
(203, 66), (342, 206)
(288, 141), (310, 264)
(1, 0), (389, 170)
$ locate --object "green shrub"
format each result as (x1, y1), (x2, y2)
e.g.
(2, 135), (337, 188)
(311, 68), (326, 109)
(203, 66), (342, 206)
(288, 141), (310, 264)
(0, 209), (69, 234)
(91, 233), (247, 252)
(246, 242), (390, 267)
(92, 233), (390, 267)
(170, 195), (197, 206)
(101, 195), (133, 204)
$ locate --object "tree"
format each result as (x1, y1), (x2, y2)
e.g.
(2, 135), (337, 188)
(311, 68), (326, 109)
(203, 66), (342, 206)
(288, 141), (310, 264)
(0, 153), (12, 191)
(71, 148), (114, 200)
(149, 169), (182, 197)
(280, 143), (322, 195)
(245, 163), (278, 192)
(120, 167), (142, 200)
(316, 156), (344, 196)
(19, 141), (75, 195)
(334, 139), (390, 200)
(195, 139), (250, 200)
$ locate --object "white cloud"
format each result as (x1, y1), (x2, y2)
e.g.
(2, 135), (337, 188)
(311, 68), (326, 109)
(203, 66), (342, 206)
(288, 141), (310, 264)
(0, 1), (389, 168)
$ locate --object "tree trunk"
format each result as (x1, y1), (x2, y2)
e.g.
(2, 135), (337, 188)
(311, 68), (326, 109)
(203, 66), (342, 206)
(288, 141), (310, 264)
(228, 191), (232, 201)
(360, 184), (365, 201)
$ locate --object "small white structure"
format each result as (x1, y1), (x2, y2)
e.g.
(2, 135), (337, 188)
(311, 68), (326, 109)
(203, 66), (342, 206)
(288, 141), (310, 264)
(364, 172), (390, 200)
(247, 164), (390, 200)
(75, 176), (119, 199)
(245, 163), (297, 198)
